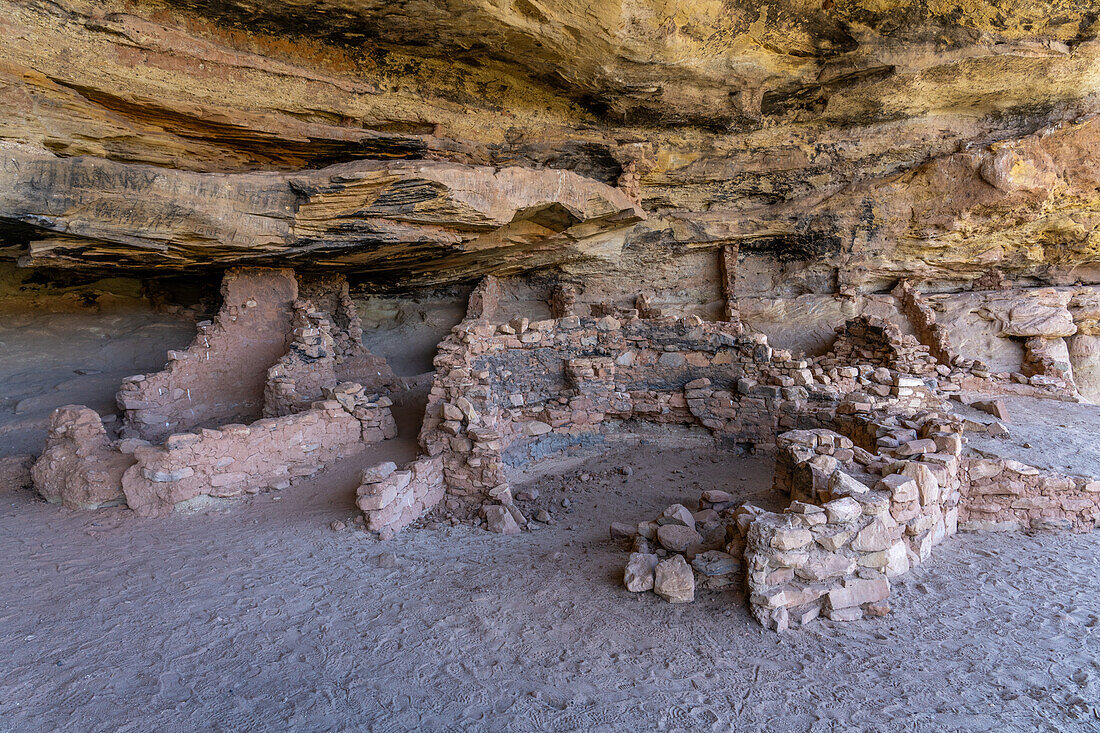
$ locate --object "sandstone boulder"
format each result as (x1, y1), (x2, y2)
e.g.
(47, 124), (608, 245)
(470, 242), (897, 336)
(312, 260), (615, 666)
(656, 524), (703, 553)
(484, 505), (520, 535)
(654, 555), (695, 604)
(623, 553), (659, 592)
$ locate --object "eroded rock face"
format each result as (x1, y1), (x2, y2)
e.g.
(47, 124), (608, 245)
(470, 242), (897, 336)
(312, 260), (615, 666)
(0, 0), (1098, 299)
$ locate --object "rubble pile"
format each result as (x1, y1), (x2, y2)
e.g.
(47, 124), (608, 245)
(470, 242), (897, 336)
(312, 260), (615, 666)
(616, 495), (750, 604)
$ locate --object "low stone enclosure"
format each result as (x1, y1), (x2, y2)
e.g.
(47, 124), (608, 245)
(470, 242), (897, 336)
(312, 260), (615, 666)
(33, 268), (398, 515)
(30, 268), (1100, 630)
(349, 276), (1100, 629)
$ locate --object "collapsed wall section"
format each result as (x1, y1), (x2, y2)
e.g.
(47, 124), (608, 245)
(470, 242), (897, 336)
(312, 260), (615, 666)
(263, 300), (341, 418)
(356, 456), (445, 538)
(826, 316), (939, 376)
(31, 405), (133, 510)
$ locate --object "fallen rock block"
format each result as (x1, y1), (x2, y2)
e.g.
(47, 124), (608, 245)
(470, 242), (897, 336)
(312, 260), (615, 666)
(657, 523), (703, 553)
(610, 521), (638, 541)
(654, 555), (695, 603)
(970, 399), (1009, 421)
(657, 504), (695, 528)
(484, 505), (520, 535)
(624, 552), (659, 592)
(691, 550), (738, 577)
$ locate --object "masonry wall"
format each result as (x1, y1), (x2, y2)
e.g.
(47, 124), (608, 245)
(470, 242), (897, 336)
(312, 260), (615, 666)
(117, 268), (298, 442)
(417, 314), (946, 510)
(747, 417), (963, 630)
(121, 398), (396, 517)
(263, 301), (340, 418)
(959, 458), (1100, 532)
(356, 456), (445, 537)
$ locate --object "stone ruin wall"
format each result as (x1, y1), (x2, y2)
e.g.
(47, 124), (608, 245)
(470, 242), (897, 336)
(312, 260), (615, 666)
(33, 268), (400, 516)
(826, 315), (940, 376)
(117, 268), (299, 443)
(32, 405), (136, 510)
(263, 302), (341, 418)
(357, 304), (959, 536)
(357, 456), (445, 538)
(892, 280), (956, 367)
(26, 264), (1100, 629)
(34, 391), (395, 517)
(357, 274), (1094, 540)
(118, 269), (396, 439)
(122, 395), (395, 517)
(744, 407), (1100, 630)
(959, 459), (1100, 533)
(747, 418), (964, 630)
(349, 275), (1100, 631)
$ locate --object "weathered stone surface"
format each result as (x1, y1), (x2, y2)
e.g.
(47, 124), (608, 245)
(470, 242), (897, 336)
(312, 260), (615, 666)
(657, 504), (696, 529)
(796, 554), (856, 583)
(771, 527), (813, 551)
(657, 524), (703, 554)
(0, 454), (34, 492)
(32, 406), (131, 510)
(610, 522), (638, 541)
(654, 555), (695, 604)
(484, 505), (520, 535)
(3, 0), (1100, 300)
(691, 551), (738, 578)
(851, 519), (895, 553)
(2, 153), (642, 284)
(624, 553), (659, 593)
(360, 462), (398, 484)
(827, 576), (890, 610)
(823, 497), (862, 525)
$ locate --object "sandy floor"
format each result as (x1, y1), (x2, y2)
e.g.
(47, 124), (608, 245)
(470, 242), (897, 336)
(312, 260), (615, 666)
(3, 424), (1100, 731)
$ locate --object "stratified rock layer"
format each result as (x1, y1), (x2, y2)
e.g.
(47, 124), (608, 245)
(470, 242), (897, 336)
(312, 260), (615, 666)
(0, 0), (1098, 297)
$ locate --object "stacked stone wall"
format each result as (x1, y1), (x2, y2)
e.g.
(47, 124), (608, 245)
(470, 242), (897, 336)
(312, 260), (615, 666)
(117, 268), (298, 442)
(121, 395), (395, 517)
(34, 268), (401, 517)
(748, 416), (963, 630)
(356, 456), (445, 537)
(893, 280), (957, 366)
(826, 315), (939, 376)
(415, 314), (945, 517)
(263, 300), (341, 417)
(959, 458), (1100, 532)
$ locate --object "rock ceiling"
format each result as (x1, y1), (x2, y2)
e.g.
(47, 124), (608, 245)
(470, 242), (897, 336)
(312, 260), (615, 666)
(1, 0), (1099, 289)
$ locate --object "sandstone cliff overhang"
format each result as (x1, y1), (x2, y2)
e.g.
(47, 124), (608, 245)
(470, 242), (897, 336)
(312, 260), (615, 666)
(0, 149), (644, 286)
